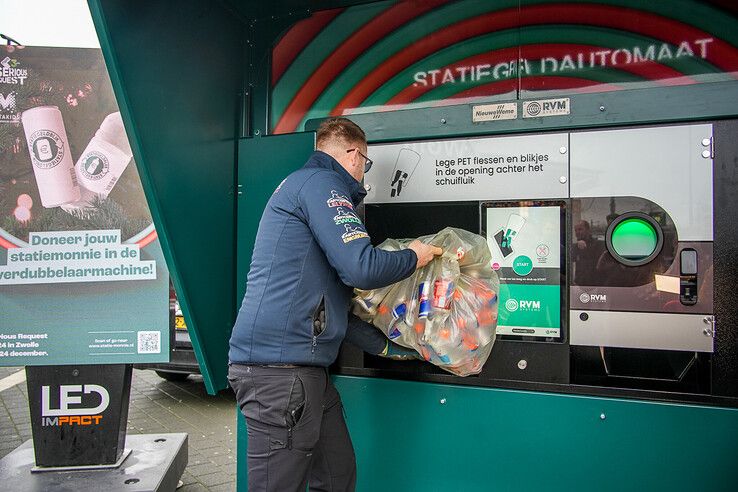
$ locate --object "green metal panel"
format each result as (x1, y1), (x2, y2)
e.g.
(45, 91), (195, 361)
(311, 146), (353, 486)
(236, 405), (248, 490)
(88, 0), (244, 393)
(224, 0), (371, 22)
(334, 376), (738, 491)
(235, 132), (316, 491)
(235, 374), (738, 490)
(236, 133), (316, 300)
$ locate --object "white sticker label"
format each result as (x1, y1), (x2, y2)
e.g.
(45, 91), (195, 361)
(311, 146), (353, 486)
(472, 103), (518, 123)
(523, 98), (570, 118)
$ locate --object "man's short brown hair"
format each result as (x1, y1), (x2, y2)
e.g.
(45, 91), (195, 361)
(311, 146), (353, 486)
(316, 117), (366, 150)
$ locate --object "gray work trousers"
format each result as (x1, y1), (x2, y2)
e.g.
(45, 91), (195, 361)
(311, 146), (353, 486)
(228, 364), (357, 492)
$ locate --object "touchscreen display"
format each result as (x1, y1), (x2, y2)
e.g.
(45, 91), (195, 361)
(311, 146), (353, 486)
(483, 203), (563, 339)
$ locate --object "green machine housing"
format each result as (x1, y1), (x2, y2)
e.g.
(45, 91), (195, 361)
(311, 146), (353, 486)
(88, 1), (738, 490)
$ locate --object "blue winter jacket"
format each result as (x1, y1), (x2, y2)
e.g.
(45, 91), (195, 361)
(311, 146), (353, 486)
(228, 151), (417, 366)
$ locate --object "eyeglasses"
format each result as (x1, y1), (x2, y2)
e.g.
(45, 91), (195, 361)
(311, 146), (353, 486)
(347, 148), (373, 173)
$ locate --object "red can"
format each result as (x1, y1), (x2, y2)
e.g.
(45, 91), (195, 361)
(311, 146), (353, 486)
(433, 279), (454, 309)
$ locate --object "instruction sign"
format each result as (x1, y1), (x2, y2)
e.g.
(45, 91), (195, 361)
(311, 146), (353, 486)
(365, 133), (568, 203)
(483, 203), (563, 338)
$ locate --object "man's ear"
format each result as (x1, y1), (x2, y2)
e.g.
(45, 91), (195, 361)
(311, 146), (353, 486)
(349, 149), (360, 169)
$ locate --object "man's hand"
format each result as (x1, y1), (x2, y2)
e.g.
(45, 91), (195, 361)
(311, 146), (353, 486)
(408, 240), (443, 269)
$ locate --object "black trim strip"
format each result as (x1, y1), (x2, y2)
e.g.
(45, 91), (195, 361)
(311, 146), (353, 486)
(333, 367), (737, 409)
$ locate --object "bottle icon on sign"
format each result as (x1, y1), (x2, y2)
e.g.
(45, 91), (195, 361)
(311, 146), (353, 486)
(390, 148), (420, 197)
(494, 213), (526, 258)
(84, 156), (104, 176)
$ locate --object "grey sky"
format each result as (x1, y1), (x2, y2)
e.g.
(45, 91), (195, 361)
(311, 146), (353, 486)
(0, 1), (99, 48)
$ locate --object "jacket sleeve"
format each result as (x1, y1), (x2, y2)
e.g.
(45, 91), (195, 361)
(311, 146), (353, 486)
(344, 314), (387, 354)
(345, 314), (422, 359)
(299, 172), (417, 290)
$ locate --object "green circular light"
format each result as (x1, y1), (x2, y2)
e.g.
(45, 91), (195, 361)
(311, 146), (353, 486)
(610, 218), (658, 260)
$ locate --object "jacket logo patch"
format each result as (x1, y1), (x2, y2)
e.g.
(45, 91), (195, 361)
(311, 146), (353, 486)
(333, 207), (361, 225)
(327, 191), (353, 209)
(341, 224), (368, 243)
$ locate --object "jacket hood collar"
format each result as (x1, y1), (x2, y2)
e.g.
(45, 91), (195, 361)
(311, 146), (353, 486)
(304, 151), (367, 204)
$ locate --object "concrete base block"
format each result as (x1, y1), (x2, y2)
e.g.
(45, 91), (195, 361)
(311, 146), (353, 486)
(0, 433), (188, 491)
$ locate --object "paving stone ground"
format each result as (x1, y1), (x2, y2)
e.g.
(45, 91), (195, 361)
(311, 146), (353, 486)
(0, 366), (237, 491)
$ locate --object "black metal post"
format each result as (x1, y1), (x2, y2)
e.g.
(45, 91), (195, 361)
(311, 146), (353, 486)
(25, 364), (132, 468)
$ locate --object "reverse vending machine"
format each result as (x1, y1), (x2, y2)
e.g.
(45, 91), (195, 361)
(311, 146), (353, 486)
(336, 124), (717, 396)
(322, 121), (735, 492)
(88, 0), (738, 490)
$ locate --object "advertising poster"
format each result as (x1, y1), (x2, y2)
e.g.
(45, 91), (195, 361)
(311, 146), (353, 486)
(484, 203), (562, 338)
(0, 45), (169, 365)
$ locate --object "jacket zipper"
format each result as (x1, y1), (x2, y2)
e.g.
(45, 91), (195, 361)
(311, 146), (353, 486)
(311, 295), (325, 354)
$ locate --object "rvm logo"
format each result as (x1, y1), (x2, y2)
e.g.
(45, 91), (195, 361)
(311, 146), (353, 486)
(520, 300), (541, 309)
(543, 100), (567, 111)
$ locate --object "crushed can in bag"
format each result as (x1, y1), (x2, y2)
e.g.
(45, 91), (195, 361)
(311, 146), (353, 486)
(433, 279), (454, 309)
(387, 302), (407, 339)
(418, 282), (431, 318)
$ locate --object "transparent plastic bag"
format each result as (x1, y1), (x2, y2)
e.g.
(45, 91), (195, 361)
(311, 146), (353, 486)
(353, 227), (499, 376)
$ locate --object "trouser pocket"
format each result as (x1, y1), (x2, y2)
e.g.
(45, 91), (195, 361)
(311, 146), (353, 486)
(229, 365), (306, 431)
(286, 375), (306, 429)
(231, 366), (325, 455)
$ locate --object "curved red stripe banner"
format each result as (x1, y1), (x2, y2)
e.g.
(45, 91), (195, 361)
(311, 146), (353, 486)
(331, 4), (735, 120)
(0, 237), (17, 249)
(272, 8), (345, 86)
(272, 2), (738, 133)
(136, 230), (159, 248)
(273, 0), (448, 134)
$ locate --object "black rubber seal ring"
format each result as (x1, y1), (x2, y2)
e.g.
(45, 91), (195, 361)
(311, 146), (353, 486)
(605, 212), (664, 267)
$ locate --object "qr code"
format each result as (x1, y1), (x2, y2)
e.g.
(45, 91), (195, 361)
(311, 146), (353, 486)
(137, 331), (161, 354)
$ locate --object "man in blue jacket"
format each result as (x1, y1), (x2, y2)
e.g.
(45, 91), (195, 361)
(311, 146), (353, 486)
(228, 117), (441, 492)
